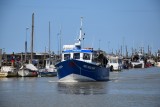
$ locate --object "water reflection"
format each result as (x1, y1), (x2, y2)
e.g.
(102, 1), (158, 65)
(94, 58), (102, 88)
(57, 82), (109, 95)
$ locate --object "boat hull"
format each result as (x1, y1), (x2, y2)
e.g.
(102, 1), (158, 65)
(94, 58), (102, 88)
(18, 69), (38, 77)
(156, 62), (160, 67)
(0, 66), (17, 77)
(131, 62), (144, 68)
(109, 64), (123, 71)
(39, 71), (57, 77)
(55, 59), (110, 82)
(0, 72), (17, 77)
(133, 63), (142, 68)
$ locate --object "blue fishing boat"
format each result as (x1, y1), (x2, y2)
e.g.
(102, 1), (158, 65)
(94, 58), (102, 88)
(55, 17), (110, 82)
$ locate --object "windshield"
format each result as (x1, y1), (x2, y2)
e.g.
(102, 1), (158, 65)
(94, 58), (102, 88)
(110, 59), (117, 63)
(73, 53), (80, 59)
(83, 53), (90, 60)
(64, 54), (70, 60)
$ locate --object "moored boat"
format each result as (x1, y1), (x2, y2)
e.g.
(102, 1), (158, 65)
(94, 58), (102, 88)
(18, 64), (38, 77)
(131, 53), (144, 68)
(55, 17), (110, 82)
(156, 62), (160, 67)
(108, 55), (123, 71)
(39, 58), (57, 77)
(0, 66), (17, 77)
(156, 51), (160, 67)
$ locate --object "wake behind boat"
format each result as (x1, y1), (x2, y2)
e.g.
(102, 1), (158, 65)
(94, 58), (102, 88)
(55, 17), (110, 82)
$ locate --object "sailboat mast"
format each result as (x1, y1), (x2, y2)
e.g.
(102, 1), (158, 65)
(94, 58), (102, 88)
(49, 21), (51, 56)
(25, 27), (29, 63)
(59, 25), (62, 55)
(31, 13), (34, 64)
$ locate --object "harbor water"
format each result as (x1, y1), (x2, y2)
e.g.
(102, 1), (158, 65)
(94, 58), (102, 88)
(0, 67), (160, 107)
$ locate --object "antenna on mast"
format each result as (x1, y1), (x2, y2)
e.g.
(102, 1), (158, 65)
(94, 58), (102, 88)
(75, 17), (84, 46)
(74, 17), (85, 49)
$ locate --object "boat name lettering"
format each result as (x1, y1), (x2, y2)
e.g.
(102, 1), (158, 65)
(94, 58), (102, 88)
(57, 65), (63, 70)
(83, 65), (95, 70)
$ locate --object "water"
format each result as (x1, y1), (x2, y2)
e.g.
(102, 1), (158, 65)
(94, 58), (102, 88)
(0, 67), (160, 107)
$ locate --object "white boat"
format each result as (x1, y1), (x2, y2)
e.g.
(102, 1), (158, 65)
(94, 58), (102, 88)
(18, 64), (38, 77)
(0, 66), (17, 77)
(156, 51), (160, 67)
(108, 56), (123, 71)
(146, 59), (155, 67)
(45, 58), (57, 72)
(39, 58), (57, 77)
(156, 62), (160, 67)
(131, 53), (144, 68)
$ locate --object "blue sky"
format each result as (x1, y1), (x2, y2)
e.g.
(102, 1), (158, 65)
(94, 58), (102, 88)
(0, 0), (160, 55)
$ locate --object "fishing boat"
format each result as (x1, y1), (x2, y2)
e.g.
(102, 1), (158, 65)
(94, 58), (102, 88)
(0, 66), (17, 77)
(39, 58), (57, 77)
(131, 53), (144, 68)
(55, 17), (110, 82)
(0, 52), (18, 77)
(108, 55), (123, 71)
(156, 62), (160, 67)
(156, 51), (160, 67)
(18, 64), (38, 77)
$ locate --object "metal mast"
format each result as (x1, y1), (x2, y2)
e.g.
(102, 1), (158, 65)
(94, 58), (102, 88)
(59, 25), (62, 55)
(25, 27), (29, 63)
(78, 17), (83, 45)
(49, 21), (51, 57)
(31, 13), (34, 63)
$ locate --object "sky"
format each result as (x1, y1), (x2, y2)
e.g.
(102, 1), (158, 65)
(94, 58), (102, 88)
(0, 0), (160, 55)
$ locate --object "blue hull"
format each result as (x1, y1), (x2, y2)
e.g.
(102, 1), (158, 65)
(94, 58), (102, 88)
(55, 59), (110, 82)
(39, 72), (57, 77)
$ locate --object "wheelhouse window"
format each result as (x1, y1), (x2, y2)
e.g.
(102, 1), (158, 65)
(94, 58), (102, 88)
(118, 59), (122, 64)
(64, 54), (70, 60)
(110, 59), (117, 63)
(83, 53), (90, 60)
(92, 52), (98, 62)
(46, 60), (50, 65)
(73, 53), (80, 59)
